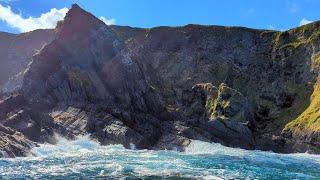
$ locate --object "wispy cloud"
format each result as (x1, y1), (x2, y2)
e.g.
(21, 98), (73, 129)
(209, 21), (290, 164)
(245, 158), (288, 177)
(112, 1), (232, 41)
(0, 4), (68, 32)
(247, 8), (255, 14)
(99, 16), (116, 25)
(287, 1), (299, 13)
(267, 25), (286, 32)
(268, 25), (277, 30)
(300, 18), (313, 26)
(0, 0), (17, 2)
(244, 8), (255, 17)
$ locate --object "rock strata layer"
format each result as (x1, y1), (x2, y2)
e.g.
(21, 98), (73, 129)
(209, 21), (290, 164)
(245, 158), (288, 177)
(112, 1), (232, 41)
(0, 4), (320, 157)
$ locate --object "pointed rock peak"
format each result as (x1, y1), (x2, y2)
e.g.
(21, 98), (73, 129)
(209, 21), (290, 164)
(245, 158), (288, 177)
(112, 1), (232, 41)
(71, 3), (81, 9)
(56, 4), (106, 39)
(67, 3), (88, 17)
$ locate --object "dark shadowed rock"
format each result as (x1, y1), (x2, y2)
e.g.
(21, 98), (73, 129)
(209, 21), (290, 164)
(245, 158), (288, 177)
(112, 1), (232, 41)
(1, 4), (320, 157)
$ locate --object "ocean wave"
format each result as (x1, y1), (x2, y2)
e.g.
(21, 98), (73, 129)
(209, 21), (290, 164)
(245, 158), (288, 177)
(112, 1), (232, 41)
(0, 135), (319, 179)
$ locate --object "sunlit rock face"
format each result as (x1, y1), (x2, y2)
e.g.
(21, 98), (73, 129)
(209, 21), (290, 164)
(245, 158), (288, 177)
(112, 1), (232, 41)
(0, 30), (55, 94)
(0, 124), (35, 158)
(0, 4), (320, 157)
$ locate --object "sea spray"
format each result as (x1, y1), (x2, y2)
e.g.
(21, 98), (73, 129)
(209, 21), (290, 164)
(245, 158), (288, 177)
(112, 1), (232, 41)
(0, 136), (320, 179)
(32, 135), (102, 158)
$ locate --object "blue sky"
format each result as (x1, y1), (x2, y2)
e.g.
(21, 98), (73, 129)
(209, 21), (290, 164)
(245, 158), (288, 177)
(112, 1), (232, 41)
(0, 0), (319, 33)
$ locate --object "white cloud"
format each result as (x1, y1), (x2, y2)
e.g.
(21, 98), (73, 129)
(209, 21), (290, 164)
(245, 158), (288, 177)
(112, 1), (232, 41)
(0, 4), (68, 32)
(99, 16), (116, 25)
(300, 18), (313, 26)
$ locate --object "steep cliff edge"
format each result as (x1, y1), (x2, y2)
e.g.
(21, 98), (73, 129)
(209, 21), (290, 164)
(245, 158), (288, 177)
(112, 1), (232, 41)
(0, 29), (55, 94)
(0, 4), (320, 157)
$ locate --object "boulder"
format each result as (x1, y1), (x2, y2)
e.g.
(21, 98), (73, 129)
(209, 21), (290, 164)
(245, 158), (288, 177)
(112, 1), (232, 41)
(208, 83), (254, 125)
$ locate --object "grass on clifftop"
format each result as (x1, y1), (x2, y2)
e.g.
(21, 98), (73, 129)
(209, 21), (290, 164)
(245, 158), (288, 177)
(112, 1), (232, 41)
(285, 83), (320, 133)
(273, 21), (320, 50)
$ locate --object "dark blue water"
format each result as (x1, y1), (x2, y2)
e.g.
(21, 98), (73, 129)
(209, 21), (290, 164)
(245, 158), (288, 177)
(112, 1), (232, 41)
(0, 136), (319, 179)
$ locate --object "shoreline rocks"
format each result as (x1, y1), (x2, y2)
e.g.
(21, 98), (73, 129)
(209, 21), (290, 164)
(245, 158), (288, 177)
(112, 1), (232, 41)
(1, 4), (320, 157)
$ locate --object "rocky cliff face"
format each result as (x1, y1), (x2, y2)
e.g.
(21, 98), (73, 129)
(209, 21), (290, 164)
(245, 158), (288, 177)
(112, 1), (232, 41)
(0, 4), (320, 157)
(0, 29), (55, 94)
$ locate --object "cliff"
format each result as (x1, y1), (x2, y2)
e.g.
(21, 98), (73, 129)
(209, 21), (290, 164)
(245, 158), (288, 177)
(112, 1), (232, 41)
(0, 29), (55, 94)
(0, 4), (320, 157)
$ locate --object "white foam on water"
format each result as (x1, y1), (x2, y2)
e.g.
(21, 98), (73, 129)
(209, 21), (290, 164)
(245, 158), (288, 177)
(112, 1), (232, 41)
(31, 134), (126, 158)
(31, 136), (320, 167)
(185, 140), (247, 156)
(1, 136), (319, 179)
(185, 140), (320, 165)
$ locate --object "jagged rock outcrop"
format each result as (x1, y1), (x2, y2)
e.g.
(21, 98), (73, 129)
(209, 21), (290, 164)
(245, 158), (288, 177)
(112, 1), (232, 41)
(179, 83), (255, 149)
(0, 124), (35, 158)
(0, 4), (320, 157)
(208, 83), (254, 123)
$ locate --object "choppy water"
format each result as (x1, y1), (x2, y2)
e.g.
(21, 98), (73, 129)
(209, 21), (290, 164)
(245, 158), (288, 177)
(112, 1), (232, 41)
(0, 135), (320, 179)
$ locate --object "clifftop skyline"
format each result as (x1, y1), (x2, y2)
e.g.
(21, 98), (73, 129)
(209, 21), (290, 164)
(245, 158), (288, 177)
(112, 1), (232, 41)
(0, 3), (320, 179)
(0, 0), (320, 33)
(0, 3), (320, 157)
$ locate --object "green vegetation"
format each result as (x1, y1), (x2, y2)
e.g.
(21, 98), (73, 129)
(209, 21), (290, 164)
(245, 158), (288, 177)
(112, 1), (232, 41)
(313, 53), (320, 65)
(285, 83), (320, 133)
(274, 31), (308, 50)
(250, 82), (313, 132)
(309, 30), (320, 42)
(273, 21), (320, 50)
(206, 96), (216, 117)
(277, 83), (311, 126)
(269, 22), (320, 132)
(205, 84), (248, 122)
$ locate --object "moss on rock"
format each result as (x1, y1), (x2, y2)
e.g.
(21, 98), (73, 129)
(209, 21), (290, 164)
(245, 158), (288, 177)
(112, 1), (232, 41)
(285, 83), (320, 133)
(208, 83), (253, 124)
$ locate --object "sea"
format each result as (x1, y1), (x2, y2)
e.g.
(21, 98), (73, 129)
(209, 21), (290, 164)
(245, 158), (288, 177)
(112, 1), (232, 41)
(1, 135), (320, 179)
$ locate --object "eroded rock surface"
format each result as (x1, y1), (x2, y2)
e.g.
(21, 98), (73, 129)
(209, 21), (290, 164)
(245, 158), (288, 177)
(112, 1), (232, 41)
(1, 4), (320, 157)
(0, 30), (55, 94)
(0, 124), (35, 158)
